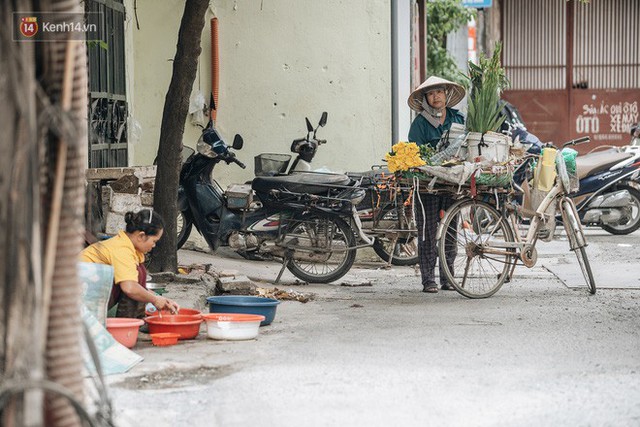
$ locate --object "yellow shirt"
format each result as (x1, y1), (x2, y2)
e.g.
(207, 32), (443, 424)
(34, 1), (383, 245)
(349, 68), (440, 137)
(80, 230), (145, 284)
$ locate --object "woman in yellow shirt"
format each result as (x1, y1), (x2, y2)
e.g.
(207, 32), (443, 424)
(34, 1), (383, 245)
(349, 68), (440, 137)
(81, 209), (179, 317)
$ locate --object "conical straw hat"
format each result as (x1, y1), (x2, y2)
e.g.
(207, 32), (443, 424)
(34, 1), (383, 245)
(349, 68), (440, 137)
(407, 76), (466, 112)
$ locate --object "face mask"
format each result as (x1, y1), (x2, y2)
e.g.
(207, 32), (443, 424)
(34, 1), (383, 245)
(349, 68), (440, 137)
(421, 96), (443, 118)
(420, 95), (446, 128)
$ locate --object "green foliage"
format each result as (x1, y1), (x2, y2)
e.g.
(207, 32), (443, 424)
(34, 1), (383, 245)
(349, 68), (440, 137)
(419, 144), (437, 165)
(464, 42), (509, 133)
(426, 0), (475, 86)
(87, 40), (108, 50)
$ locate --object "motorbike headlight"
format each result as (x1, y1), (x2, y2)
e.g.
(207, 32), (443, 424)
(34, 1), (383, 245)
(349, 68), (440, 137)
(197, 139), (218, 158)
(349, 188), (366, 206)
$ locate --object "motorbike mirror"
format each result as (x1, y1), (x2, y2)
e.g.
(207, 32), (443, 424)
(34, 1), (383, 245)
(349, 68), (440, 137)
(319, 112), (328, 127)
(232, 134), (244, 150)
(305, 117), (314, 133)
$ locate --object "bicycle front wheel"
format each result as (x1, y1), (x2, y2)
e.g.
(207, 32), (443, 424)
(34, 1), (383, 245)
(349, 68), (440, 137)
(561, 198), (596, 294)
(438, 199), (516, 299)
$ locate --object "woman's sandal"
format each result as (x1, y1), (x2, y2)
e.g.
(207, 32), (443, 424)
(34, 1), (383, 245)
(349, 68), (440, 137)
(422, 284), (439, 293)
(440, 283), (456, 291)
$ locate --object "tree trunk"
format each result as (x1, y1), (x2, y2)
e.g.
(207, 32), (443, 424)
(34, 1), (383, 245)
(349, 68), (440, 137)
(150, 0), (210, 273)
(0, 2), (42, 424)
(1, 1), (88, 425)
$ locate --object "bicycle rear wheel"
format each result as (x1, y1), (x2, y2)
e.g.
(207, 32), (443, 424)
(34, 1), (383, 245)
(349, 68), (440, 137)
(561, 198), (596, 294)
(438, 199), (516, 299)
(371, 205), (418, 266)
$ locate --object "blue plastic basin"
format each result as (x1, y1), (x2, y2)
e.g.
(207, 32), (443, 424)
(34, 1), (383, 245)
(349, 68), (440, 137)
(206, 296), (280, 326)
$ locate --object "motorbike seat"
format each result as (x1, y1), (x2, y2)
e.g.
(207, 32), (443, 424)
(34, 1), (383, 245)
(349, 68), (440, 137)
(252, 171), (351, 195)
(576, 150), (634, 179)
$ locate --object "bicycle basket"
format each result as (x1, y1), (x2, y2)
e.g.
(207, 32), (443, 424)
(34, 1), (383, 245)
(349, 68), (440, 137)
(559, 148), (580, 193)
(555, 152), (579, 194)
(254, 153), (292, 176)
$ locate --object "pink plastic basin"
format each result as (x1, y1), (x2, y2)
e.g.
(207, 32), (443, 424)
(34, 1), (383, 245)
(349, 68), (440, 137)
(106, 318), (144, 348)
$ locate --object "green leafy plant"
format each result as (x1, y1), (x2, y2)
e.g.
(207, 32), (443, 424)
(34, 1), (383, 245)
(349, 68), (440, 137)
(427, 0), (475, 87)
(464, 41), (509, 133)
(419, 144), (436, 165)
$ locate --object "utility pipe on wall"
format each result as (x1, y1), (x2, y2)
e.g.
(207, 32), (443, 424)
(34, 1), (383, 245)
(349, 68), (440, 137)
(210, 17), (220, 122)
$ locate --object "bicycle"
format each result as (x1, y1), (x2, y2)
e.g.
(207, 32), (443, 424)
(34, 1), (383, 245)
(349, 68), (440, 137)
(435, 137), (596, 299)
(349, 168), (418, 266)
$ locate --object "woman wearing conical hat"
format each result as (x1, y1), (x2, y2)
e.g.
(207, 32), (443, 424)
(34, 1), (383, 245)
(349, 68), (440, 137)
(407, 76), (466, 294)
(408, 75), (466, 147)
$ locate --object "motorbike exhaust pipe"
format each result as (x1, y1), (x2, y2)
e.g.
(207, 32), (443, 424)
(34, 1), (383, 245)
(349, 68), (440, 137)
(587, 189), (632, 209)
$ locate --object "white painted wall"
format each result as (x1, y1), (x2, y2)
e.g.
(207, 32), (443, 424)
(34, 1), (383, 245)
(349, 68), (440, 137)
(447, 23), (470, 113)
(125, 0), (393, 188)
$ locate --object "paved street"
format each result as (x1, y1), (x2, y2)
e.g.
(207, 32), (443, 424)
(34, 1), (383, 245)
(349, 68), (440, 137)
(106, 228), (640, 427)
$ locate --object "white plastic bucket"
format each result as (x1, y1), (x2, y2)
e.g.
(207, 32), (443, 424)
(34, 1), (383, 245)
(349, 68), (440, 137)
(442, 123), (466, 143)
(202, 313), (265, 340)
(466, 131), (510, 163)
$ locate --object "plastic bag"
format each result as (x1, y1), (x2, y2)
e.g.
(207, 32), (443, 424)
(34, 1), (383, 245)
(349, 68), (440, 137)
(430, 136), (466, 165)
(189, 91), (206, 126)
(533, 148), (557, 191)
(560, 148), (579, 193)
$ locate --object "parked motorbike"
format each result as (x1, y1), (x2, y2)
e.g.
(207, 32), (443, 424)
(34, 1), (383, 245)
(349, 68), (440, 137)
(176, 121), (367, 283)
(503, 102), (640, 235)
(572, 142), (640, 235)
(624, 122), (640, 152)
(253, 113), (419, 266)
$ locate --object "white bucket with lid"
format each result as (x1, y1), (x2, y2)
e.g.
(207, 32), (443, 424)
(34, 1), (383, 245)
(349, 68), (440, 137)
(466, 131), (510, 163)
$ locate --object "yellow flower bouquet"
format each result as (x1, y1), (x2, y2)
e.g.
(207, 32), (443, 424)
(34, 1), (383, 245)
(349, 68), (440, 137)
(385, 141), (426, 173)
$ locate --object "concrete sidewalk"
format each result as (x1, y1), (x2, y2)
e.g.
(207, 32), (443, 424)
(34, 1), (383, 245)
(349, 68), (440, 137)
(176, 244), (556, 289)
(107, 229), (640, 427)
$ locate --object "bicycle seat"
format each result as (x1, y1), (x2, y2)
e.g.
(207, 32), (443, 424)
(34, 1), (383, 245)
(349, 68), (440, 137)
(575, 150), (634, 179)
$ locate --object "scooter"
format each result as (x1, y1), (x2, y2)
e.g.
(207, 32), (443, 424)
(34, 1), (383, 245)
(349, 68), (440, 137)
(503, 102), (640, 235)
(176, 121), (367, 283)
(572, 138), (640, 235)
(254, 113), (419, 266)
(623, 122), (640, 153)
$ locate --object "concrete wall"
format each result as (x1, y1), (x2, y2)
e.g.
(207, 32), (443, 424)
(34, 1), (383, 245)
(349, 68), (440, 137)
(125, 0), (393, 188)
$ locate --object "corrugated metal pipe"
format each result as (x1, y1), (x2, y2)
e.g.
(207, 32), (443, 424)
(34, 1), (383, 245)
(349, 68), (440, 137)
(211, 17), (220, 121)
(40, 1), (87, 426)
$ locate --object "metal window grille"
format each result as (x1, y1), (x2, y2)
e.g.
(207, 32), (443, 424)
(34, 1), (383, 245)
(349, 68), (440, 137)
(573, 0), (640, 90)
(86, 0), (128, 168)
(502, 0), (566, 91)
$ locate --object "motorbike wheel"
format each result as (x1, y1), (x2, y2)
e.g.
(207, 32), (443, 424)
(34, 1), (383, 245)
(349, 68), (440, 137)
(600, 185), (640, 235)
(176, 210), (193, 249)
(371, 206), (418, 266)
(285, 214), (357, 283)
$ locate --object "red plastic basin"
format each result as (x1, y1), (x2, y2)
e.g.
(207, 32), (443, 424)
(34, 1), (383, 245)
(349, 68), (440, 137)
(150, 332), (180, 347)
(144, 314), (203, 340)
(145, 307), (202, 317)
(106, 318), (144, 348)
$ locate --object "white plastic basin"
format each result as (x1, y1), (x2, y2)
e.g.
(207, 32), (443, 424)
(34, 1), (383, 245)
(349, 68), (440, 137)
(202, 313), (265, 341)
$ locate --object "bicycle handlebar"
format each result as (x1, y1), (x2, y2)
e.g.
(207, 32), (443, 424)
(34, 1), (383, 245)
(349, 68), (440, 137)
(544, 136), (590, 150)
(562, 136), (590, 148)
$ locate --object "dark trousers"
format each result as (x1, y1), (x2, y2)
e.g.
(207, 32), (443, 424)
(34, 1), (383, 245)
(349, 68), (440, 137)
(414, 193), (457, 287)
